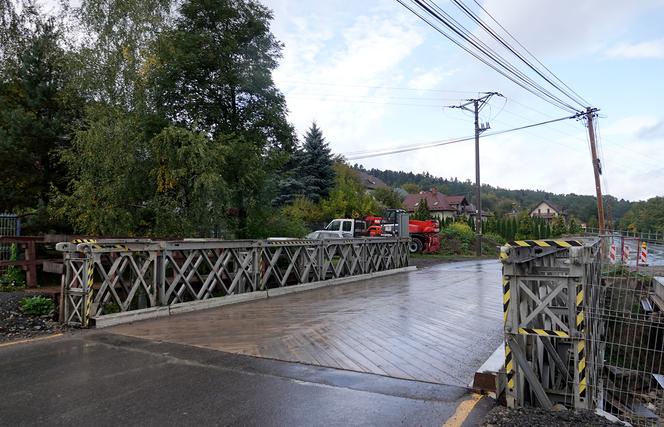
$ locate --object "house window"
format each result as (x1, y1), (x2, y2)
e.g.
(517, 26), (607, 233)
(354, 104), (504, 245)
(547, 208), (550, 214)
(538, 208), (541, 214)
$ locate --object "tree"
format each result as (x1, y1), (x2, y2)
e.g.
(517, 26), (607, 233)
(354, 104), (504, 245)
(149, 0), (293, 146)
(0, 5), (80, 227)
(515, 212), (535, 240)
(412, 198), (431, 220)
(567, 218), (582, 235)
(74, 0), (172, 109)
(321, 163), (380, 219)
(148, 0), (296, 236)
(551, 216), (567, 237)
(55, 107), (228, 237)
(400, 183), (421, 194)
(619, 197), (664, 233)
(372, 187), (403, 210)
(298, 122), (335, 203)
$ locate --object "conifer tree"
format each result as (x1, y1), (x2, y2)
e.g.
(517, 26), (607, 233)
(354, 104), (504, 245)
(412, 198), (431, 220)
(298, 122), (335, 203)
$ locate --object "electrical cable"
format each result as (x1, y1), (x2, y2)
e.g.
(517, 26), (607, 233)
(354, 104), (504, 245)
(345, 113), (578, 159)
(395, 0), (579, 114)
(453, 0), (588, 109)
(471, 0), (592, 107)
(421, 0), (581, 112)
(399, 0), (581, 113)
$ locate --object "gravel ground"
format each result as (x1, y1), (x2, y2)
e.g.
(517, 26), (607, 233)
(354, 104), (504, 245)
(0, 292), (69, 342)
(482, 406), (621, 427)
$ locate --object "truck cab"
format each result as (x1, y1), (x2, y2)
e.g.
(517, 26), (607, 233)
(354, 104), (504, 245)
(306, 219), (368, 239)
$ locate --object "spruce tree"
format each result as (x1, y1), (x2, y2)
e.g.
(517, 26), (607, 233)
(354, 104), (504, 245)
(412, 198), (431, 220)
(299, 122), (335, 203)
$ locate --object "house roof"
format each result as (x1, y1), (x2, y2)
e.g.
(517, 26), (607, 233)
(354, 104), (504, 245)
(529, 200), (564, 215)
(356, 170), (388, 190)
(446, 195), (466, 205)
(403, 190), (468, 212)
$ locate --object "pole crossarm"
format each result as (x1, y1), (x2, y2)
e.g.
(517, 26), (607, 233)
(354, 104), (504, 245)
(447, 91), (502, 256)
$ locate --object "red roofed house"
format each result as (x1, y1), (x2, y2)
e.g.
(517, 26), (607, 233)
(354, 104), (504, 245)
(403, 188), (471, 221)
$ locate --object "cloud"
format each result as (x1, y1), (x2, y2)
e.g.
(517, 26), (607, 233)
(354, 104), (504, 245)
(478, 0), (664, 58)
(269, 7), (425, 150)
(606, 39), (664, 59)
(263, 0), (664, 201)
(638, 119), (664, 139)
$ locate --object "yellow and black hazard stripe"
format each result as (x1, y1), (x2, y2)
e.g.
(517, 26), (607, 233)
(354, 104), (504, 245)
(518, 327), (569, 338)
(575, 281), (587, 400)
(73, 238), (97, 244)
(85, 261), (94, 327)
(576, 282), (585, 333)
(507, 240), (583, 248)
(73, 238), (101, 250)
(578, 339), (587, 399)
(113, 244), (129, 251)
(505, 343), (515, 390)
(502, 277), (510, 324)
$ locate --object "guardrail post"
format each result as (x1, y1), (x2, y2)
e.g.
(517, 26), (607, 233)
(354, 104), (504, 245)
(156, 249), (166, 306)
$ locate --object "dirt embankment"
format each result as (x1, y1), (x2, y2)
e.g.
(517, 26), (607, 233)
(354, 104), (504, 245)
(0, 292), (68, 342)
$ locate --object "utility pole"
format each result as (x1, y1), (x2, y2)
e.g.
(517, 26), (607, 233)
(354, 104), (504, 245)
(585, 107), (605, 235)
(449, 92), (502, 256)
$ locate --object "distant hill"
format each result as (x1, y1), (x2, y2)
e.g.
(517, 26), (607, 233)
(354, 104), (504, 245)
(353, 165), (633, 226)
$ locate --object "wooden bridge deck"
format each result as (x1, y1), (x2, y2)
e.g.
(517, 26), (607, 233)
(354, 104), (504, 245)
(110, 260), (503, 386)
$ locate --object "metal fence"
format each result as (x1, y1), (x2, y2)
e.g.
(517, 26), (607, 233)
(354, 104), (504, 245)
(0, 213), (20, 274)
(56, 238), (410, 327)
(500, 237), (664, 426)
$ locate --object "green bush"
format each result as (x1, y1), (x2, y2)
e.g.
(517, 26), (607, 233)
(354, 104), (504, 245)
(0, 244), (26, 289)
(439, 222), (475, 255)
(20, 296), (55, 316)
(481, 232), (505, 256)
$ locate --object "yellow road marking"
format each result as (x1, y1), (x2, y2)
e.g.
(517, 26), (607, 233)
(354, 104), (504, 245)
(442, 393), (483, 427)
(0, 333), (64, 348)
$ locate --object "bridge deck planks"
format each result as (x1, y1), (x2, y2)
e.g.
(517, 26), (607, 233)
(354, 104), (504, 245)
(111, 260), (503, 386)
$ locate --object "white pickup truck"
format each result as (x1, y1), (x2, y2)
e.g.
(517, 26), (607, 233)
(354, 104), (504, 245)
(306, 219), (368, 239)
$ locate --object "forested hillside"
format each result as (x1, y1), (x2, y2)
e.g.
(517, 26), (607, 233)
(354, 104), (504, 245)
(357, 166), (634, 227)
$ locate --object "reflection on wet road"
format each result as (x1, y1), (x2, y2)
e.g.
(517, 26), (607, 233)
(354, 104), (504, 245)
(112, 259), (504, 387)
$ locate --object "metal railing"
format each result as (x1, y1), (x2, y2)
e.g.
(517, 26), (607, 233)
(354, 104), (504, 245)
(0, 213), (20, 274)
(500, 237), (664, 426)
(56, 238), (410, 327)
(584, 227), (664, 242)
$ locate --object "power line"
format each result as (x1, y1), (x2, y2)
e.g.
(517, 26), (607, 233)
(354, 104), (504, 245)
(397, 0), (583, 114)
(286, 93), (464, 102)
(470, 0), (591, 107)
(423, 0), (581, 112)
(277, 79), (479, 94)
(345, 113), (578, 159)
(451, 0), (588, 108)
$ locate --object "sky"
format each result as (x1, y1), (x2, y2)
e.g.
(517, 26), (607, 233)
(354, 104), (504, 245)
(263, 0), (664, 201)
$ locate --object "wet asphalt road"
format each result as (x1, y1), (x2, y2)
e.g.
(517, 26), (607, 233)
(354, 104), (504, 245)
(0, 332), (475, 427)
(0, 260), (503, 426)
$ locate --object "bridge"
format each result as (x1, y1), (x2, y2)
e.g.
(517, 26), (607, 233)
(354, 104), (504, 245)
(2, 236), (662, 425)
(1, 238), (505, 426)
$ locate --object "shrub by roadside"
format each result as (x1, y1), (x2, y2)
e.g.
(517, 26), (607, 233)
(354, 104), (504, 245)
(439, 222), (503, 256)
(0, 293), (67, 342)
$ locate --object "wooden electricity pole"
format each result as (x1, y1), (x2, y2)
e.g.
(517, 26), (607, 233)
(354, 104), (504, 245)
(449, 92), (502, 256)
(585, 107), (605, 234)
